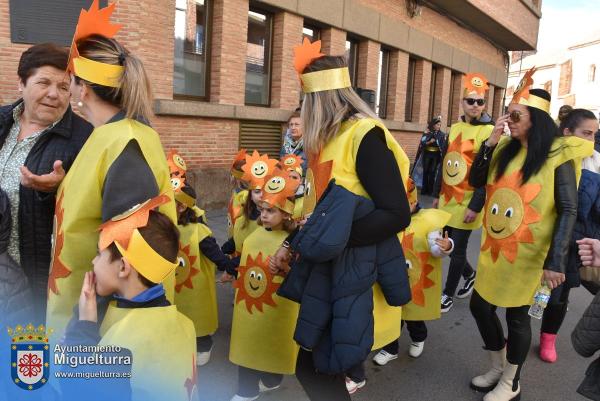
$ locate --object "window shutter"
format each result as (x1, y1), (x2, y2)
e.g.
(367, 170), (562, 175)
(558, 59), (572, 97)
(239, 121), (283, 157)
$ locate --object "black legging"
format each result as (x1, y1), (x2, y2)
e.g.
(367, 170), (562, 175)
(237, 366), (283, 397)
(295, 349), (350, 401)
(421, 151), (441, 195)
(443, 227), (475, 297)
(541, 285), (571, 335)
(470, 290), (531, 365)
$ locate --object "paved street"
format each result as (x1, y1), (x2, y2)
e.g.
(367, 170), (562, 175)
(199, 197), (593, 401)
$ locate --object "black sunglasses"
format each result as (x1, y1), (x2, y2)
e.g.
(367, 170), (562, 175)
(463, 98), (485, 106)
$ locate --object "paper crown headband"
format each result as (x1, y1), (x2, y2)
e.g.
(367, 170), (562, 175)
(241, 150), (279, 190)
(463, 73), (489, 96)
(511, 67), (550, 114)
(294, 38), (351, 93)
(260, 168), (300, 214)
(166, 150), (197, 208)
(98, 194), (177, 284)
(68, 0), (124, 88)
(280, 154), (303, 175)
(231, 149), (248, 180)
(407, 177), (417, 205)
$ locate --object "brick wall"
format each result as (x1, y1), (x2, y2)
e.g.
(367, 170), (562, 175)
(412, 59), (432, 125)
(386, 50), (409, 121)
(356, 40), (380, 91)
(271, 11), (303, 109)
(320, 27), (346, 55)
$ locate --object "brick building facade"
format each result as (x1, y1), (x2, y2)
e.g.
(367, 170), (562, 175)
(0, 0), (542, 206)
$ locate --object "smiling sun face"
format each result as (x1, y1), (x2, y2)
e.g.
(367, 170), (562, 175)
(175, 244), (199, 293)
(482, 170), (541, 263)
(241, 151), (279, 189)
(234, 253), (280, 313)
(401, 233), (435, 307)
(440, 133), (475, 204)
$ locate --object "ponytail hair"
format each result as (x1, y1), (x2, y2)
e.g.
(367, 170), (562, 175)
(75, 34), (153, 122)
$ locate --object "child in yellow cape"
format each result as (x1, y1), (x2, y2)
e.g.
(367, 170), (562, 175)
(228, 167), (301, 401)
(61, 195), (196, 401)
(168, 150), (236, 367)
(220, 150), (279, 282)
(372, 178), (453, 367)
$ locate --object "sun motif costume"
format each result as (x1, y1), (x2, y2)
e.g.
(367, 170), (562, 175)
(168, 151), (219, 339)
(227, 149), (249, 237)
(438, 73), (493, 230)
(475, 68), (594, 307)
(295, 39), (411, 350)
(96, 195), (195, 401)
(46, 0), (176, 338)
(229, 168), (300, 374)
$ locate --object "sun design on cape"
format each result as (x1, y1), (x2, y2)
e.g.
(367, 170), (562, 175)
(440, 133), (475, 204)
(234, 253), (280, 314)
(401, 232), (435, 307)
(48, 191), (71, 296)
(302, 154), (333, 215)
(481, 170), (541, 263)
(175, 244), (199, 293)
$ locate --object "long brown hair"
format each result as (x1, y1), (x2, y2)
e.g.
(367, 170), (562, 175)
(75, 34), (153, 122)
(301, 56), (380, 154)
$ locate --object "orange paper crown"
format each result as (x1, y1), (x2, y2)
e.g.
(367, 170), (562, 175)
(261, 168), (300, 214)
(231, 149), (248, 179)
(407, 177), (417, 205)
(280, 154), (304, 175)
(241, 150), (279, 190)
(463, 73), (489, 96)
(293, 38), (351, 93)
(68, 0), (124, 87)
(510, 67), (549, 113)
(167, 149), (187, 177)
(98, 194), (177, 284)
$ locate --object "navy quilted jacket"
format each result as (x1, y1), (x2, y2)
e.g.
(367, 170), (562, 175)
(278, 181), (411, 374)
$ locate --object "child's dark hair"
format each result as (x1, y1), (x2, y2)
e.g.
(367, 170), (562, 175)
(107, 210), (180, 287)
(241, 190), (260, 228)
(177, 186), (199, 226)
(494, 89), (559, 184)
(558, 108), (597, 134)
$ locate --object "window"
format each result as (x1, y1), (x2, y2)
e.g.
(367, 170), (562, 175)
(558, 59), (572, 96)
(245, 10), (273, 106)
(428, 65), (439, 120)
(544, 80), (552, 95)
(173, 0), (210, 99)
(376, 49), (390, 119)
(589, 64), (596, 82)
(345, 39), (359, 86)
(405, 58), (417, 122)
(302, 26), (320, 42)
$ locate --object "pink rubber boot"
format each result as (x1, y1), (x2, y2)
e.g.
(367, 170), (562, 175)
(539, 332), (557, 363)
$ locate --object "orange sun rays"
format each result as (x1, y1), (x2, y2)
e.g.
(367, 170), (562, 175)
(233, 253), (280, 314)
(402, 232), (435, 307)
(48, 191), (71, 296)
(440, 133), (475, 204)
(175, 244), (199, 293)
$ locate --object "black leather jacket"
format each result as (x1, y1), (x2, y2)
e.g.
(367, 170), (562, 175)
(0, 100), (92, 322)
(469, 142), (577, 273)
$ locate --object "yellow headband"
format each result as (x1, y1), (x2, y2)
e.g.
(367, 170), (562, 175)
(115, 229), (178, 284)
(175, 191), (196, 208)
(518, 94), (551, 114)
(73, 56), (124, 88)
(301, 67), (351, 93)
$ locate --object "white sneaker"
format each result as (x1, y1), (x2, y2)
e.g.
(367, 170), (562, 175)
(258, 380), (281, 393)
(345, 377), (366, 394)
(196, 349), (212, 366)
(408, 341), (425, 358)
(372, 350), (399, 366)
(230, 395), (259, 401)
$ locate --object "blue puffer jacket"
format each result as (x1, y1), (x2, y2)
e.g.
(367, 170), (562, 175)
(566, 169), (600, 288)
(278, 181), (411, 374)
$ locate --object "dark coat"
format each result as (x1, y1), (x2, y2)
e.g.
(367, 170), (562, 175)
(566, 170), (600, 288)
(572, 291), (600, 401)
(0, 100), (92, 321)
(0, 189), (33, 327)
(278, 181), (411, 374)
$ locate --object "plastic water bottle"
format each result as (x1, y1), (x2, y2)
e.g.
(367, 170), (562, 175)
(528, 284), (551, 319)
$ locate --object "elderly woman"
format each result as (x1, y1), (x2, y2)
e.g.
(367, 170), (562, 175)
(280, 110), (307, 171)
(0, 43), (92, 322)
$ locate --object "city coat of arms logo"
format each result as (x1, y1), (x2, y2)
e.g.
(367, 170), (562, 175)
(8, 324), (53, 390)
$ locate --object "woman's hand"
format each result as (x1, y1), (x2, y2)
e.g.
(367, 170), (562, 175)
(78, 271), (97, 322)
(435, 231), (452, 252)
(20, 160), (65, 193)
(432, 198), (439, 209)
(542, 270), (565, 290)
(486, 114), (510, 147)
(463, 208), (478, 224)
(218, 272), (235, 283)
(577, 238), (600, 267)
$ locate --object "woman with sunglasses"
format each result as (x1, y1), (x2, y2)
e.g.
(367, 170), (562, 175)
(432, 73), (494, 313)
(468, 76), (593, 401)
(536, 109), (600, 364)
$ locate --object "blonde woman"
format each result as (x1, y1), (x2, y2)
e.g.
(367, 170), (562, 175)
(273, 41), (411, 400)
(46, 28), (176, 336)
